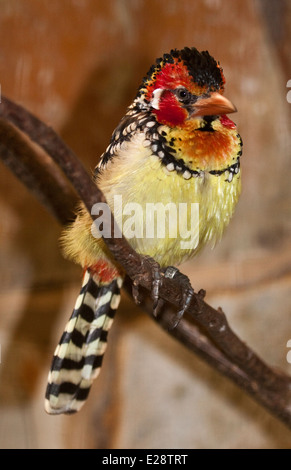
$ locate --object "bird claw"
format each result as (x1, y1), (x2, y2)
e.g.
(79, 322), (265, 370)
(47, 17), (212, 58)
(164, 266), (194, 330)
(132, 281), (142, 305)
(132, 255), (163, 314)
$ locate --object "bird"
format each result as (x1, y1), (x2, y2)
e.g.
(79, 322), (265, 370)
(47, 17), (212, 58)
(45, 47), (242, 414)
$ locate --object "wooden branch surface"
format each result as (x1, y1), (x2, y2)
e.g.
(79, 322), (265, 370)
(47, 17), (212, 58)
(0, 95), (291, 428)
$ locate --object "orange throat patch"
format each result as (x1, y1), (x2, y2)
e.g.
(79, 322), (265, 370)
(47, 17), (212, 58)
(172, 118), (239, 172)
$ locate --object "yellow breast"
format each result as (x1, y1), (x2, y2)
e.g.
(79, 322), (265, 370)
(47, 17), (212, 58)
(62, 132), (241, 269)
(97, 134), (241, 267)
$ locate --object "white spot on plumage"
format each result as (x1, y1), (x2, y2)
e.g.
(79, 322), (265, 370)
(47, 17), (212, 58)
(151, 88), (163, 109)
(120, 140), (128, 150)
(157, 125), (167, 135)
(182, 170), (192, 180)
(166, 162), (175, 171)
(227, 171), (234, 182)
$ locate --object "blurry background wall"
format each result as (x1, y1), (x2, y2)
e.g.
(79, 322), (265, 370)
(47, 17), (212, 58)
(0, 0), (291, 448)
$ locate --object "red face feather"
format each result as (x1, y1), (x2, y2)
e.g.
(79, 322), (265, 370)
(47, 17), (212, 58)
(153, 89), (188, 126)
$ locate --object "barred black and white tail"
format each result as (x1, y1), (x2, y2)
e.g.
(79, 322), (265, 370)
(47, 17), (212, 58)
(45, 270), (123, 414)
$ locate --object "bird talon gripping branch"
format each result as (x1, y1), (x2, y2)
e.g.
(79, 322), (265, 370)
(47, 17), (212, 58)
(45, 47), (242, 414)
(139, 255), (165, 318)
(140, 254), (162, 302)
(131, 254), (162, 309)
(164, 266), (195, 329)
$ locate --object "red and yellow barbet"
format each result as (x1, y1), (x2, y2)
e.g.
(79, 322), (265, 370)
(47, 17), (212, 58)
(45, 47), (242, 414)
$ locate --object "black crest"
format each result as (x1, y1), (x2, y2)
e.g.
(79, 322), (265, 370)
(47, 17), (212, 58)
(140, 47), (225, 93)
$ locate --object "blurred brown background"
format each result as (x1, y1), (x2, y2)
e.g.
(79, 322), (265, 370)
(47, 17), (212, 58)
(0, 0), (291, 449)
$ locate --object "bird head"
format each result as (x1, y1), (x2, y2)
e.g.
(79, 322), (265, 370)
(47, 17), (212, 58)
(138, 47), (236, 127)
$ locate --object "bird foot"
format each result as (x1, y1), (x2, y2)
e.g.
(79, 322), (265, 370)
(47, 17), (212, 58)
(132, 256), (194, 330)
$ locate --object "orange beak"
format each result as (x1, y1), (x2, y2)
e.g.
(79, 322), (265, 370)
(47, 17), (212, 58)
(192, 92), (237, 117)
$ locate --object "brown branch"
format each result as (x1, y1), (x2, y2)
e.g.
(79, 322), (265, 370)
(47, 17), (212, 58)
(0, 117), (78, 224)
(1, 95), (291, 428)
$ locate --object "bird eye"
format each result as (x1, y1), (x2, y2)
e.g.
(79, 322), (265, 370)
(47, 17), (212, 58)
(176, 87), (191, 104)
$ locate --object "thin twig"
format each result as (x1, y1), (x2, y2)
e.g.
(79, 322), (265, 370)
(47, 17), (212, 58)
(0, 95), (291, 428)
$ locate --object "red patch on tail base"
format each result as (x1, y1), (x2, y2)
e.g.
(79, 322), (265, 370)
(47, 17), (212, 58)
(86, 261), (121, 284)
